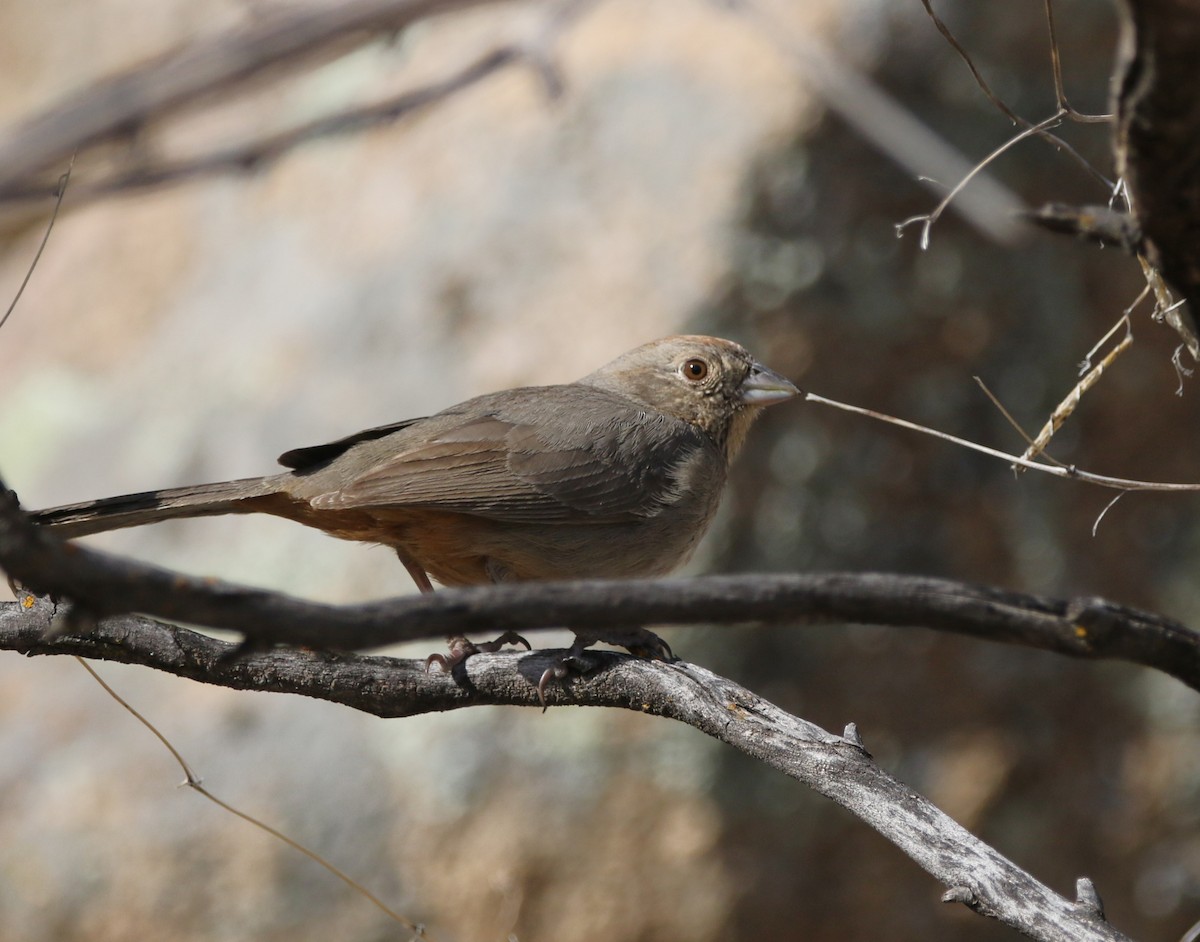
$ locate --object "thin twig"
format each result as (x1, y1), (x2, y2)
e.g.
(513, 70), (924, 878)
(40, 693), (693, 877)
(896, 111), (1066, 249)
(803, 391), (1200, 493)
(74, 656), (200, 782)
(726, 0), (1024, 244)
(0, 156), (72, 331)
(73, 656), (431, 937)
(973, 375), (1068, 468)
(1138, 254), (1199, 384)
(920, 0), (1022, 125)
(919, 0), (1110, 186)
(1091, 491), (1129, 537)
(1080, 304), (1139, 374)
(1043, 0), (1112, 123)
(1020, 319), (1133, 464)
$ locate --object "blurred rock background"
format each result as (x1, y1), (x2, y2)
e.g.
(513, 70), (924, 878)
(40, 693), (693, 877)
(2, 0), (1199, 940)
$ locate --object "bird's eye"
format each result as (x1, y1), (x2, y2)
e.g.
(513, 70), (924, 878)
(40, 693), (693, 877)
(681, 358), (709, 382)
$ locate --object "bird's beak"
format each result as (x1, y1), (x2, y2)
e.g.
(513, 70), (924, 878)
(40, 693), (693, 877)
(740, 363), (802, 405)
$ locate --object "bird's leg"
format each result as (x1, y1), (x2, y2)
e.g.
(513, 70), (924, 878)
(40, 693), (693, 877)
(397, 550), (434, 594)
(416, 554), (530, 673)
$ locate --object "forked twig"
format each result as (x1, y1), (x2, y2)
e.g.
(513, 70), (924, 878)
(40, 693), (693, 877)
(804, 391), (1200, 493)
(1020, 316), (1133, 464)
(919, 0), (1110, 186)
(1043, 0), (1112, 124)
(973, 377), (1069, 469)
(725, 0), (1023, 244)
(896, 111), (1065, 249)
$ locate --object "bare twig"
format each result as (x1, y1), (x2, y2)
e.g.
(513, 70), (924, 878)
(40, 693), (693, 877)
(919, 0), (1022, 125)
(1091, 491), (1129, 537)
(1043, 0), (1112, 123)
(727, 0), (1024, 244)
(0, 157), (72, 330)
(973, 376), (1069, 469)
(804, 391), (1200, 494)
(1137, 253), (1200, 378)
(919, 0), (1111, 186)
(896, 111), (1065, 249)
(980, 308), (1139, 484)
(75, 656), (430, 936)
(1020, 317), (1133, 464)
(1081, 307), (1138, 375)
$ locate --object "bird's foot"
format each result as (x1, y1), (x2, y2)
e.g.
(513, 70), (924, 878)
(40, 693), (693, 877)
(424, 630), (532, 672)
(535, 626), (674, 709)
(573, 625), (674, 661)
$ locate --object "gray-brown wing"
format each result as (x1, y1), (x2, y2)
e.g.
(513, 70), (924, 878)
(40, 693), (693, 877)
(307, 385), (719, 524)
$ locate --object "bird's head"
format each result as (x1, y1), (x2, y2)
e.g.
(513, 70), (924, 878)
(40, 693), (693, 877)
(581, 335), (801, 458)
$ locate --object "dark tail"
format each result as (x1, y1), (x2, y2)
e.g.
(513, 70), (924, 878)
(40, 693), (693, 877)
(29, 477), (284, 539)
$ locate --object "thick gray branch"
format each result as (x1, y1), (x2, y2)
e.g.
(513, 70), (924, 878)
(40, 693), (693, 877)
(0, 599), (1131, 942)
(2, 483), (1198, 691)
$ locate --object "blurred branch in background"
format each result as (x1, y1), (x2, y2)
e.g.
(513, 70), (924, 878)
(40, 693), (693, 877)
(0, 0), (592, 206)
(1, 46), (535, 204)
(0, 0), (1031, 247)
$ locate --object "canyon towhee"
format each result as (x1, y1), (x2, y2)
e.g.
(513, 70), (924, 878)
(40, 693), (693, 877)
(31, 335), (799, 694)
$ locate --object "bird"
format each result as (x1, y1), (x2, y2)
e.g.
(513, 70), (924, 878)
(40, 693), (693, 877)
(30, 335), (800, 697)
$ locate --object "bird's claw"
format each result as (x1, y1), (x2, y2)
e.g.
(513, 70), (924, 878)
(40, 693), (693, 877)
(423, 651), (455, 672)
(424, 631), (531, 673)
(625, 634), (673, 662)
(535, 648), (604, 710)
(574, 626), (674, 662)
